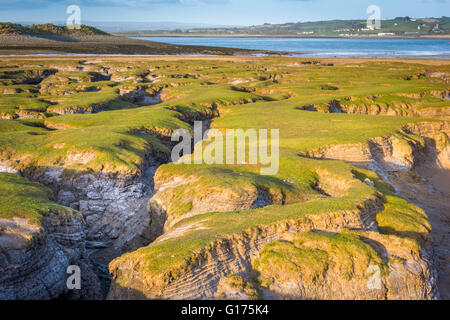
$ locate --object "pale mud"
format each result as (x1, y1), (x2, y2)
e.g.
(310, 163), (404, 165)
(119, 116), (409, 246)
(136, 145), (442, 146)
(389, 166), (450, 300)
(350, 160), (449, 300)
(301, 122), (449, 299)
(1, 56), (449, 67)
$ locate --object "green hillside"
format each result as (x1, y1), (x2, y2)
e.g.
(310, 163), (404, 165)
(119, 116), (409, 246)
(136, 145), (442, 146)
(0, 22), (109, 36)
(128, 16), (450, 37)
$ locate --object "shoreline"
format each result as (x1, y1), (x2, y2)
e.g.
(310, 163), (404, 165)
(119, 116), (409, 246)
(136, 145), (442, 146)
(1, 54), (448, 60)
(0, 53), (449, 59)
(3, 50), (447, 60)
(0, 55), (449, 65)
(119, 33), (450, 40)
(1, 34), (448, 59)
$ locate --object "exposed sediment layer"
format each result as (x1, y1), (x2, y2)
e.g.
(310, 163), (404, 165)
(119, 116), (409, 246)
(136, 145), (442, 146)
(1, 84), (245, 287)
(297, 95), (450, 120)
(299, 122), (449, 170)
(108, 192), (437, 300)
(0, 184), (102, 300)
(148, 172), (281, 237)
(108, 121), (447, 300)
(299, 121), (449, 299)
(0, 157), (162, 299)
(108, 193), (385, 300)
(254, 231), (437, 300)
(20, 159), (162, 255)
(1, 58), (448, 300)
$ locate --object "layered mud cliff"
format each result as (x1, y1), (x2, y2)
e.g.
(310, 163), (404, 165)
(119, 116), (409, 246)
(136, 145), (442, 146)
(0, 174), (102, 299)
(0, 57), (448, 300)
(108, 122), (447, 300)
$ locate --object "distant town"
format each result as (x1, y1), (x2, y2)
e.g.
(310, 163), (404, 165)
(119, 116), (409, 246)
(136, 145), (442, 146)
(117, 16), (450, 38)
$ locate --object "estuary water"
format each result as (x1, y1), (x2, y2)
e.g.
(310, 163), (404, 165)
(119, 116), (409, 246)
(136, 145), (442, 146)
(133, 36), (450, 59)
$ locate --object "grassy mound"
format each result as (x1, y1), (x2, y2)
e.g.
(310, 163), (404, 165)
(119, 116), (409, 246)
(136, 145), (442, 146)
(0, 57), (447, 297)
(0, 173), (79, 227)
(0, 22), (108, 36)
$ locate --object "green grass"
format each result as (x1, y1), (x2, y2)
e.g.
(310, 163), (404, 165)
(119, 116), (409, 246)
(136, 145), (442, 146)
(253, 240), (329, 284)
(152, 164), (309, 220)
(45, 87), (121, 114)
(1, 57), (445, 176)
(352, 168), (431, 245)
(253, 231), (388, 287)
(0, 172), (79, 227)
(0, 57), (447, 289)
(117, 160), (380, 282)
(223, 274), (259, 299)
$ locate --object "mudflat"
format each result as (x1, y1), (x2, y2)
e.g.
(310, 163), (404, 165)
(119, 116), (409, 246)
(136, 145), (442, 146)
(0, 35), (264, 56)
(0, 56), (448, 300)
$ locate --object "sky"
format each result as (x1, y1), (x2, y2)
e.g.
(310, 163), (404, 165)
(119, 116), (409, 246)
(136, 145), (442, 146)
(0, 0), (448, 26)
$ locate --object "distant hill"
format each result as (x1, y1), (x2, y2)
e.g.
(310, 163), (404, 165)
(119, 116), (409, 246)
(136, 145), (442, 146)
(0, 22), (109, 36)
(0, 22), (262, 55)
(65, 21), (242, 33)
(11, 21), (243, 33)
(123, 16), (450, 37)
